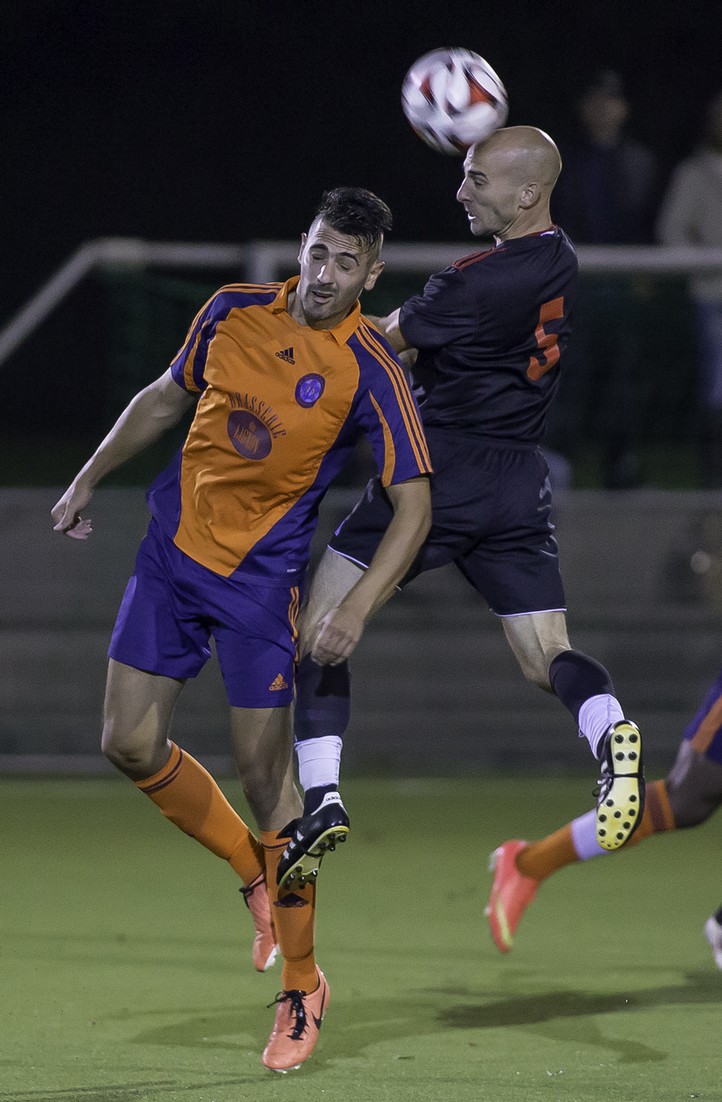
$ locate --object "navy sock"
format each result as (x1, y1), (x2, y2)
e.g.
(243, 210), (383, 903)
(294, 654), (351, 741)
(549, 650), (615, 723)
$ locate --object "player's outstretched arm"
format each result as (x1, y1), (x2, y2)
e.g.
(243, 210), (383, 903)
(311, 475), (431, 664)
(51, 369), (195, 538)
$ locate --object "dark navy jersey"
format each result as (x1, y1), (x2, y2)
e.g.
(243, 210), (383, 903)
(399, 226), (578, 443)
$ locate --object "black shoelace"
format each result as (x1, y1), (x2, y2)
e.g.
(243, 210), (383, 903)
(268, 989), (308, 1039)
(239, 874), (263, 909)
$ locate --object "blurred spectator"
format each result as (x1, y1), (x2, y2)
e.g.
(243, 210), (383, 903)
(546, 70), (659, 489)
(657, 91), (722, 487)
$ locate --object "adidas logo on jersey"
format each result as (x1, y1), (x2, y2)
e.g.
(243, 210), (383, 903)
(275, 347), (295, 364)
(268, 673), (289, 691)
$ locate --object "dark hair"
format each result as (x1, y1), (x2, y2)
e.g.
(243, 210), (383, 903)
(313, 187), (392, 252)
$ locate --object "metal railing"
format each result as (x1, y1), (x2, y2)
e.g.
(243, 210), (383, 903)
(3, 237), (722, 369)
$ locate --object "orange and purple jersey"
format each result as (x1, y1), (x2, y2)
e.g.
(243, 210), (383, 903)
(147, 276), (431, 582)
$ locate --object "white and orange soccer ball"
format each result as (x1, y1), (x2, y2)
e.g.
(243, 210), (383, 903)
(401, 47), (509, 155)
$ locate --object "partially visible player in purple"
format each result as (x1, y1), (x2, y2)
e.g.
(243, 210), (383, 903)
(488, 664), (722, 962)
(277, 126), (645, 893)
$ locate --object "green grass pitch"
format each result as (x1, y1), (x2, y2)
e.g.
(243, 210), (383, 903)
(1, 774), (720, 1102)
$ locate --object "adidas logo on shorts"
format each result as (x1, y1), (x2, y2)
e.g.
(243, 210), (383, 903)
(268, 673), (289, 691)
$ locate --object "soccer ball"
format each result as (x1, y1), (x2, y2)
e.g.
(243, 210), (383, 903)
(401, 47), (508, 155)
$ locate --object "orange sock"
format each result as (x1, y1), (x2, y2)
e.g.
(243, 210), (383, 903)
(261, 830), (317, 993)
(135, 742), (264, 884)
(516, 824), (578, 881)
(623, 779), (676, 844)
(517, 779), (676, 882)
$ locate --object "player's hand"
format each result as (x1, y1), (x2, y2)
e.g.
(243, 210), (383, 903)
(397, 347), (418, 369)
(310, 605), (366, 665)
(51, 483), (94, 540)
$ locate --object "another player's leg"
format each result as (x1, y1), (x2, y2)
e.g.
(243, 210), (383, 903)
(486, 780), (671, 953)
(102, 659), (272, 971)
(277, 549), (362, 892)
(486, 840), (541, 954)
(694, 662), (722, 970)
(229, 705), (329, 1071)
(487, 738), (722, 953)
(671, 694), (722, 972)
(501, 613), (645, 850)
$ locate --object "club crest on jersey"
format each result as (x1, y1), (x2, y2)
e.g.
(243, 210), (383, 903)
(295, 373), (325, 408)
(227, 410), (273, 460)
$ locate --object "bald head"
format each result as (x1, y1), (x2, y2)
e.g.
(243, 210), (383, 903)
(457, 126), (562, 240)
(472, 126), (562, 191)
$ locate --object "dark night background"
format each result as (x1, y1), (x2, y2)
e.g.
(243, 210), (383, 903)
(2, 0), (721, 476)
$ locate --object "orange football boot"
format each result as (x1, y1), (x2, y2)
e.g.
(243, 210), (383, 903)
(262, 966), (330, 1072)
(240, 874), (278, 972)
(486, 840), (539, 954)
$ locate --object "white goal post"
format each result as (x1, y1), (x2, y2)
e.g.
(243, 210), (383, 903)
(2, 237), (722, 368)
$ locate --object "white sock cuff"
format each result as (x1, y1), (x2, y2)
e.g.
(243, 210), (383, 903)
(578, 694), (625, 758)
(570, 809), (609, 860)
(295, 735), (343, 791)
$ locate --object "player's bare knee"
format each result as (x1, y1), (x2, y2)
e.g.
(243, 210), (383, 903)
(102, 741), (150, 774)
(101, 723), (156, 776)
(100, 721), (122, 764)
(238, 762), (286, 822)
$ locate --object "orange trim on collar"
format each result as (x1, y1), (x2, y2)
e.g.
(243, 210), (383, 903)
(271, 275), (362, 346)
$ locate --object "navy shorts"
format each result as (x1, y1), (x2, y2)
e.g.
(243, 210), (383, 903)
(330, 430), (566, 616)
(108, 519), (301, 707)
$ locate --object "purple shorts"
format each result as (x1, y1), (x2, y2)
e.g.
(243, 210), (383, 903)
(108, 520), (300, 707)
